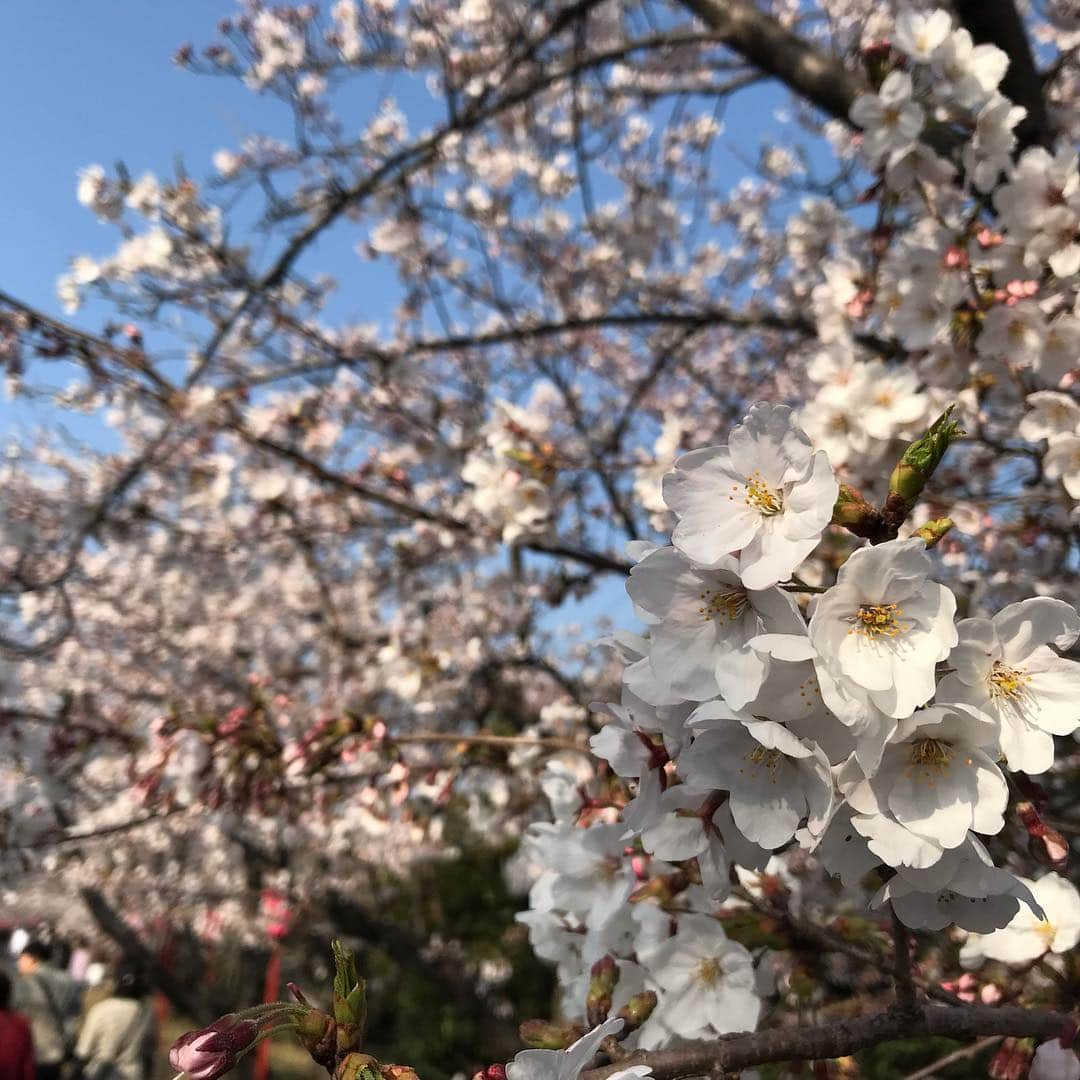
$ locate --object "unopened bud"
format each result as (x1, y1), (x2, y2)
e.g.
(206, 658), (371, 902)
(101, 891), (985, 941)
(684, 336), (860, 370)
(474, 1066), (507, 1080)
(295, 1008), (336, 1069)
(914, 517), (953, 547)
(1018, 802), (1069, 869)
(336, 1053), (381, 1080)
(989, 1036), (1034, 1079)
(168, 1014), (260, 1080)
(885, 406), (964, 530)
(586, 956), (619, 1026)
(519, 1020), (579, 1050)
(331, 940), (368, 1052)
(616, 991), (657, 1033)
(831, 483), (886, 541)
(380, 1067), (420, 1080)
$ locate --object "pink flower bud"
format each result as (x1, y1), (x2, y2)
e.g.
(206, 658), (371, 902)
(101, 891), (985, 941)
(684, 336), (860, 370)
(944, 245), (968, 269)
(169, 1015), (259, 1079)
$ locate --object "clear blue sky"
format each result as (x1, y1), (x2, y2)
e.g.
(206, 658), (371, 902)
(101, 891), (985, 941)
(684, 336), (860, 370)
(0, 2), (813, 635)
(0, 2), (424, 438)
(0, 3), (275, 315)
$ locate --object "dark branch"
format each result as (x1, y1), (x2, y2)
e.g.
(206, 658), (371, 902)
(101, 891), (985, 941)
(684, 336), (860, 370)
(952, 0), (1052, 150)
(81, 886), (213, 1024)
(675, 0), (958, 155)
(582, 1004), (1074, 1080)
(675, 0), (863, 123)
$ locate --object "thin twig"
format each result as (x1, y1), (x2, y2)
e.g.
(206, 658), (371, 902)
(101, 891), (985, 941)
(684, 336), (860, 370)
(901, 1035), (1002, 1080)
(390, 731), (590, 754)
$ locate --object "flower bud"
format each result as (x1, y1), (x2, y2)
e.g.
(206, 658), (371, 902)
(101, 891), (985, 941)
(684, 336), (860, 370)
(616, 991), (657, 1034)
(1018, 801), (1069, 869)
(169, 1014), (260, 1080)
(914, 517), (953, 547)
(518, 1020), (579, 1050)
(586, 956), (619, 1027)
(331, 940), (368, 1053)
(990, 1036), (1034, 1079)
(335, 1053), (381, 1080)
(380, 1066), (421, 1080)
(295, 1008), (337, 1069)
(831, 483), (885, 540)
(884, 406), (964, 531)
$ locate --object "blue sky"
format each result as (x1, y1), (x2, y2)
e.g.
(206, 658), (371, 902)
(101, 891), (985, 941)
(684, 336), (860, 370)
(0, 3), (266, 315)
(0, 2), (818, 637)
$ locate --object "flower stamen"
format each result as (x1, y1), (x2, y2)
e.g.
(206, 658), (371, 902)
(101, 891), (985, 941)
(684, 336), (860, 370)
(907, 737), (954, 787)
(848, 602), (908, 638)
(739, 745), (786, 785)
(697, 957), (724, 985)
(698, 589), (749, 623)
(744, 470), (784, 516)
(988, 661), (1032, 701)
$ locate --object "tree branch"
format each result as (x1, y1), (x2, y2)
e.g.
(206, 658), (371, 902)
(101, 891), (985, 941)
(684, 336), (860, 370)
(389, 731), (588, 753)
(80, 886), (213, 1024)
(674, 0), (957, 155)
(951, 0), (1052, 150)
(581, 1004), (1074, 1080)
(674, 0), (863, 123)
(890, 906), (918, 1015)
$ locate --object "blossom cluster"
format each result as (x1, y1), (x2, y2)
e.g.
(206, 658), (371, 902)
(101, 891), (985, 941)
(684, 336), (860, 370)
(7, 0), (1080, 1075)
(520, 402), (1080, 1050)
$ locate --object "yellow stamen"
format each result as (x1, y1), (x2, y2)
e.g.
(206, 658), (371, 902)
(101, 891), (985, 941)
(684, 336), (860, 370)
(988, 661), (1031, 701)
(744, 469), (784, 516)
(698, 589), (749, 623)
(848, 602), (908, 638)
(910, 737), (953, 769)
(738, 745), (786, 785)
(906, 737), (955, 787)
(697, 957), (723, 985)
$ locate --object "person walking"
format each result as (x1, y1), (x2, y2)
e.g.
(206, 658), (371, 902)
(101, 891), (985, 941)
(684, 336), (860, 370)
(74, 971), (156, 1080)
(0, 970), (34, 1080)
(13, 941), (81, 1080)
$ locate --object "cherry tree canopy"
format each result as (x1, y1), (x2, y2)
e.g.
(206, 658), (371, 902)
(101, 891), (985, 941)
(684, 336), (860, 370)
(3, 0), (1080, 1077)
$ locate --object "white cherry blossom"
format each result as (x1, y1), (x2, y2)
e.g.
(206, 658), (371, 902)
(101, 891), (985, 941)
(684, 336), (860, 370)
(626, 545), (805, 708)
(639, 914), (760, 1040)
(841, 704), (1007, 867)
(937, 597), (1080, 773)
(507, 1018), (635, 1080)
(808, 539), (958, 720)
(961, 873), (1080, 965)
(849, 72), (924, 164)
(663, 403), (837, 590)
(680, 708), (833, 850)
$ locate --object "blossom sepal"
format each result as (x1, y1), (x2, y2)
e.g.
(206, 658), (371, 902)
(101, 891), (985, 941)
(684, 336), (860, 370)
(296, 1008), (337, 1070)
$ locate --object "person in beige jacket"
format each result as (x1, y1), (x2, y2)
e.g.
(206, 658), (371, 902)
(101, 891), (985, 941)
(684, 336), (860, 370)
(74, 971), (156, 1080)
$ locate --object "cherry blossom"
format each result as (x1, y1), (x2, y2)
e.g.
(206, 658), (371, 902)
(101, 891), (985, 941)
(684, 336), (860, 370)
(808, 539), (958, 720)
(663, 403), (838, 589)
(936, 597), (1080, 774)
